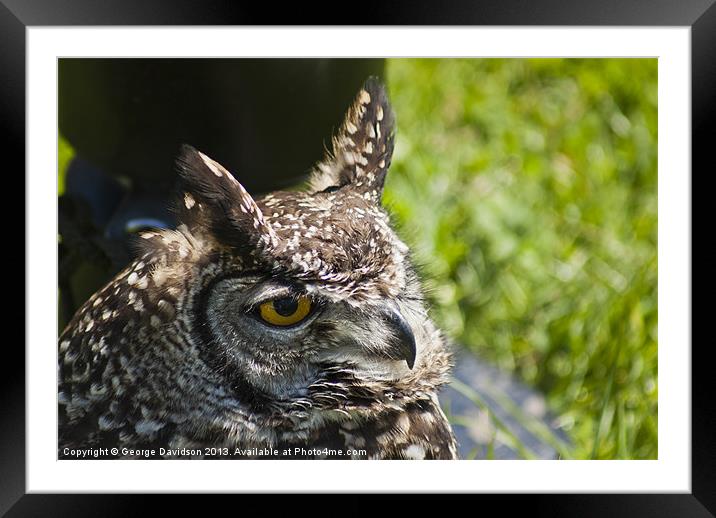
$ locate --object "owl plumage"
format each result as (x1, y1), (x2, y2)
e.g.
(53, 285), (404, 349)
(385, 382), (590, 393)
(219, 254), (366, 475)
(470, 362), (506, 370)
(58, 78), (458, 460)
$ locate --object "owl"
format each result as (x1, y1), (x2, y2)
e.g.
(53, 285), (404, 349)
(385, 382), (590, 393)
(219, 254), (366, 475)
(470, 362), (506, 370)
(58, 78), (458, 460)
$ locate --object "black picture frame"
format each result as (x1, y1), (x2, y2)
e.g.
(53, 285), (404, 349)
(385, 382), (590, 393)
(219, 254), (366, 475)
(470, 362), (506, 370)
(3, 0), (708, 514)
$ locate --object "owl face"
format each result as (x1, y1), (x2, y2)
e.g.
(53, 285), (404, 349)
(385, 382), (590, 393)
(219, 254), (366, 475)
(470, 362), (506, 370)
(199, 263), (422, 400)
(169, 80), (433, 401)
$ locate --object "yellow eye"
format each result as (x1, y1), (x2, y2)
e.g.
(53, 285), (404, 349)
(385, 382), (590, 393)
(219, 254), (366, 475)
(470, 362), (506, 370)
(257, 295), (313, 327)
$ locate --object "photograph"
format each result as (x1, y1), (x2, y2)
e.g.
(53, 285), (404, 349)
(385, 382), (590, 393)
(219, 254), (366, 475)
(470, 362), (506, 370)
(0, 0), (705, 506)
(57, 57), (658, 461)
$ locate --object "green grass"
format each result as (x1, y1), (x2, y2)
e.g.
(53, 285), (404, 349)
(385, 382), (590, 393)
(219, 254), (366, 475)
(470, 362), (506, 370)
(383, 58), (657, 459)
(58, 134), (74, 195)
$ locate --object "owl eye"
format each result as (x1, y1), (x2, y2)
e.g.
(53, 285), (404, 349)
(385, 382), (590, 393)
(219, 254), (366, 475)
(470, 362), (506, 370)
(257, 295), (313, 327)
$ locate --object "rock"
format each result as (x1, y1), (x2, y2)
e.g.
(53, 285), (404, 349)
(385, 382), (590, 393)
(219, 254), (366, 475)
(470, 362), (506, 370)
(441, 347), (571, 459)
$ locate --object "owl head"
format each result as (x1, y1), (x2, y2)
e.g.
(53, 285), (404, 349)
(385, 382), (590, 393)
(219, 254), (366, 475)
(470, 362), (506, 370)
(131, 78), (451, 419)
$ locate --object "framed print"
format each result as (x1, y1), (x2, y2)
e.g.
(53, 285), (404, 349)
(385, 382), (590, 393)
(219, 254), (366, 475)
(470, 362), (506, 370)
(3, 0), (710, 514)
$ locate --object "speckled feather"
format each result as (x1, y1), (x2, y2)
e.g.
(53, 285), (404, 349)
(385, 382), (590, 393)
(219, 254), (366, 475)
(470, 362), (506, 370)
(58, 79), (458, 460)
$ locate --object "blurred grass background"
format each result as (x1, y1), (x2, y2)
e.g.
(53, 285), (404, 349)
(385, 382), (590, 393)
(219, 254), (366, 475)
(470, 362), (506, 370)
(58, 58), (657, 459)
(383, 58), (657, 459)
(58, 135), (73, 195)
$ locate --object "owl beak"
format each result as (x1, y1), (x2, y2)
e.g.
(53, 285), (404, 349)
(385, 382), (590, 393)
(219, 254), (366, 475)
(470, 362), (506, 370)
(383, 309), (417, 370)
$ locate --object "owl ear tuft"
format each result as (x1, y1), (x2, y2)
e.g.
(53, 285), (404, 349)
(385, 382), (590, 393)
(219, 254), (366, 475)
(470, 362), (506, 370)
(309, 77), (395, 204)
(174, 145), (278, 249)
